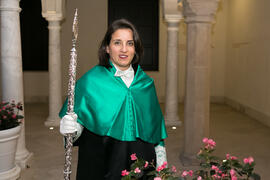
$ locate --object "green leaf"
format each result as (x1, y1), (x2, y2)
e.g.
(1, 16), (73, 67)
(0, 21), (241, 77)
(121, 175), (131, 180)
(146, 171), (157, 176)
(17, 115), (24, 119)
(250, 173), (261, 180)
(200, 163), (211, 168)
(209, 156), (219, 161)
(232, 161), (242, 169)
(176, 177), (186, 180)
(166, 177), (180, 180)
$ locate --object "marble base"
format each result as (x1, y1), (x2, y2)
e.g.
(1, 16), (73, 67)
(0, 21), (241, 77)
(45, 117), (60, 127)
(0, 165), (21, 180)
(179, 153), (199, 166)
(165, 115), (182, 126)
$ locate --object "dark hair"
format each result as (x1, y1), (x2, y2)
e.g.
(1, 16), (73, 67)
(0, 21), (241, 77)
(98, 19), (143, 68)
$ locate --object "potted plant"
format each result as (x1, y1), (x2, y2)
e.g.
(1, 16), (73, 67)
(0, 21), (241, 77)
(0, 101), (23, 178)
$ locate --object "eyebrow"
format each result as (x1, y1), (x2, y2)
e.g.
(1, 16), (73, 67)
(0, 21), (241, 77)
(111, 39), (134, 42)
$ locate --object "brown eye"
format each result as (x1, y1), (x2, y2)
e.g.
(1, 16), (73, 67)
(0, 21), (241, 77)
(113, 41), (121, 45)
(127, 41), (134, 46)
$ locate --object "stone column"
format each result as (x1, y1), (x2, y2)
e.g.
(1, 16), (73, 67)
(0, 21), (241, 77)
(0, 0), (32, 173)
(180, 0), (220, 165)
(44, 19), (62, 127)
(164, 15), (182, 126)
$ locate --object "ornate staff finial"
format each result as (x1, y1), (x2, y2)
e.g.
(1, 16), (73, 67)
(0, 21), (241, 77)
(72, 8), (78, 44)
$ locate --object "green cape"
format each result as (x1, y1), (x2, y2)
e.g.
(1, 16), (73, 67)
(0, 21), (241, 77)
(59, 65), (167, 144)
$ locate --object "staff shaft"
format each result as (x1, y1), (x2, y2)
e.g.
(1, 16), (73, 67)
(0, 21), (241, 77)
(63, 8), (78, 180)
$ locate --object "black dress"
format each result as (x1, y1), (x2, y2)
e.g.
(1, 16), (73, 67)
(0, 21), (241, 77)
(74, 128), (156, 180)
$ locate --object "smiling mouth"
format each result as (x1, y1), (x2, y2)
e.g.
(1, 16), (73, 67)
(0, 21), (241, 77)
(119, 55), (128, 59)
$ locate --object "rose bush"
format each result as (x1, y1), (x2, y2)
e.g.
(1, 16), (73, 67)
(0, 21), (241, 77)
(0, 101), (23, 130)
(121, 138), (260, 180)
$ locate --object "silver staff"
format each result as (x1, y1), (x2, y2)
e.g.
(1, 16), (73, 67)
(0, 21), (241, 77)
(64, 8), (78, 180)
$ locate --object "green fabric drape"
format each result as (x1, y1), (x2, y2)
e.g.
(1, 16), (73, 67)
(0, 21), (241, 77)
(59, 64), (167, 144)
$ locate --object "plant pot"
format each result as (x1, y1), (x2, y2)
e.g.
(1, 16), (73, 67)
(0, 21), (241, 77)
(0, 125), (21, 179)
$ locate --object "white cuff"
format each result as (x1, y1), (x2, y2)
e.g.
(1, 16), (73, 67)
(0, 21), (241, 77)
(155, 145), (167, 168)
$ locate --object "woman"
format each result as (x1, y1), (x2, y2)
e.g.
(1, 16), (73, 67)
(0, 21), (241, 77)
(59, 19), (167, 180)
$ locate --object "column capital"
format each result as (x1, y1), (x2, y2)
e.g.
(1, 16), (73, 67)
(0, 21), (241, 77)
(0, 0), (21, 12)
(164, 14), (183, 24)
(41, 0), (66, 21)
(183, 0), (220, 23)
(165, 14), (183, 31)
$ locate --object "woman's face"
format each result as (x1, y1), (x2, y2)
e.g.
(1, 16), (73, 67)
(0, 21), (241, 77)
(106, 28), (135, 71)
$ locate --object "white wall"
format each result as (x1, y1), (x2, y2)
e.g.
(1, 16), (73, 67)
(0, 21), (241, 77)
(225, 0), (270, 124)
(60, 0), (108, 98)
(210, 0), (228, 101)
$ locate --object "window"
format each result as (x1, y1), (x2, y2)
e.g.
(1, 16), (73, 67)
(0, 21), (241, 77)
(20, 0), (48, 71)
(108, 0), (159, 71)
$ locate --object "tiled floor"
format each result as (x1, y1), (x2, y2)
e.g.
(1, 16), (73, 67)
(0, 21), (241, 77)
(19, 103), (270, 179)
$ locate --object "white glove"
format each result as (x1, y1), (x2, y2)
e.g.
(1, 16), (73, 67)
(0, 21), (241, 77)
(155, 145), (168, 168)
(60, 113), (80, 135)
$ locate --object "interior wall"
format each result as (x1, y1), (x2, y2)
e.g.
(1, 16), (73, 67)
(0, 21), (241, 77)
(17, 0), (227, 103)
(210, 0), (228, 102)
(60, 0), (108, 98)
(225, 0), (270, 125)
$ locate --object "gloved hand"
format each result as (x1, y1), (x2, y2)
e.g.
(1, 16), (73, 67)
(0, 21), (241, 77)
(60, 113), (80, 136)
(155, 144), (168, 168)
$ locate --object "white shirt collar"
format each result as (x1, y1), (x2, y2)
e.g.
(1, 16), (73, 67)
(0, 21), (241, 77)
(112, 63), (134, 77)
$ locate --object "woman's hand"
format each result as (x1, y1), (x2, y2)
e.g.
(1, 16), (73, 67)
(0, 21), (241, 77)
(60, 113), (79, 135)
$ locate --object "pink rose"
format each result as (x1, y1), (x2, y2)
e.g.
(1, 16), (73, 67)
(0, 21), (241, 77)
(222, 173), (228, 178)
(208, 139), (216, 147)
(121, 170), (129, 176)
(171, 165), (177, 173)
(188, 170), (193, 176)
(243, 158), (249, 164)
(230, 169), (236, 176)
(202, 137), (216, 149)
(226, 154), (230, 160)
(248, 157), (254, 164)
(231, 156), (237, 160)
(3, 115), (7, 119)
(134, 167), (141, 173)
(203, 137), (209, 143)
(243, 156), (254, 165)
(154, 177), (162, 180)
(161, 161), (167, 168)
(12, 114), (17, 119)
(130, 153), (137, 161)
(211, 165), (219, 171)
(232, 176), (238, 180)
(181, 171), (188, 177)
(197, 176), (202, 180)
(157, 166), (164, 172)
(144, 161), (149, 168)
